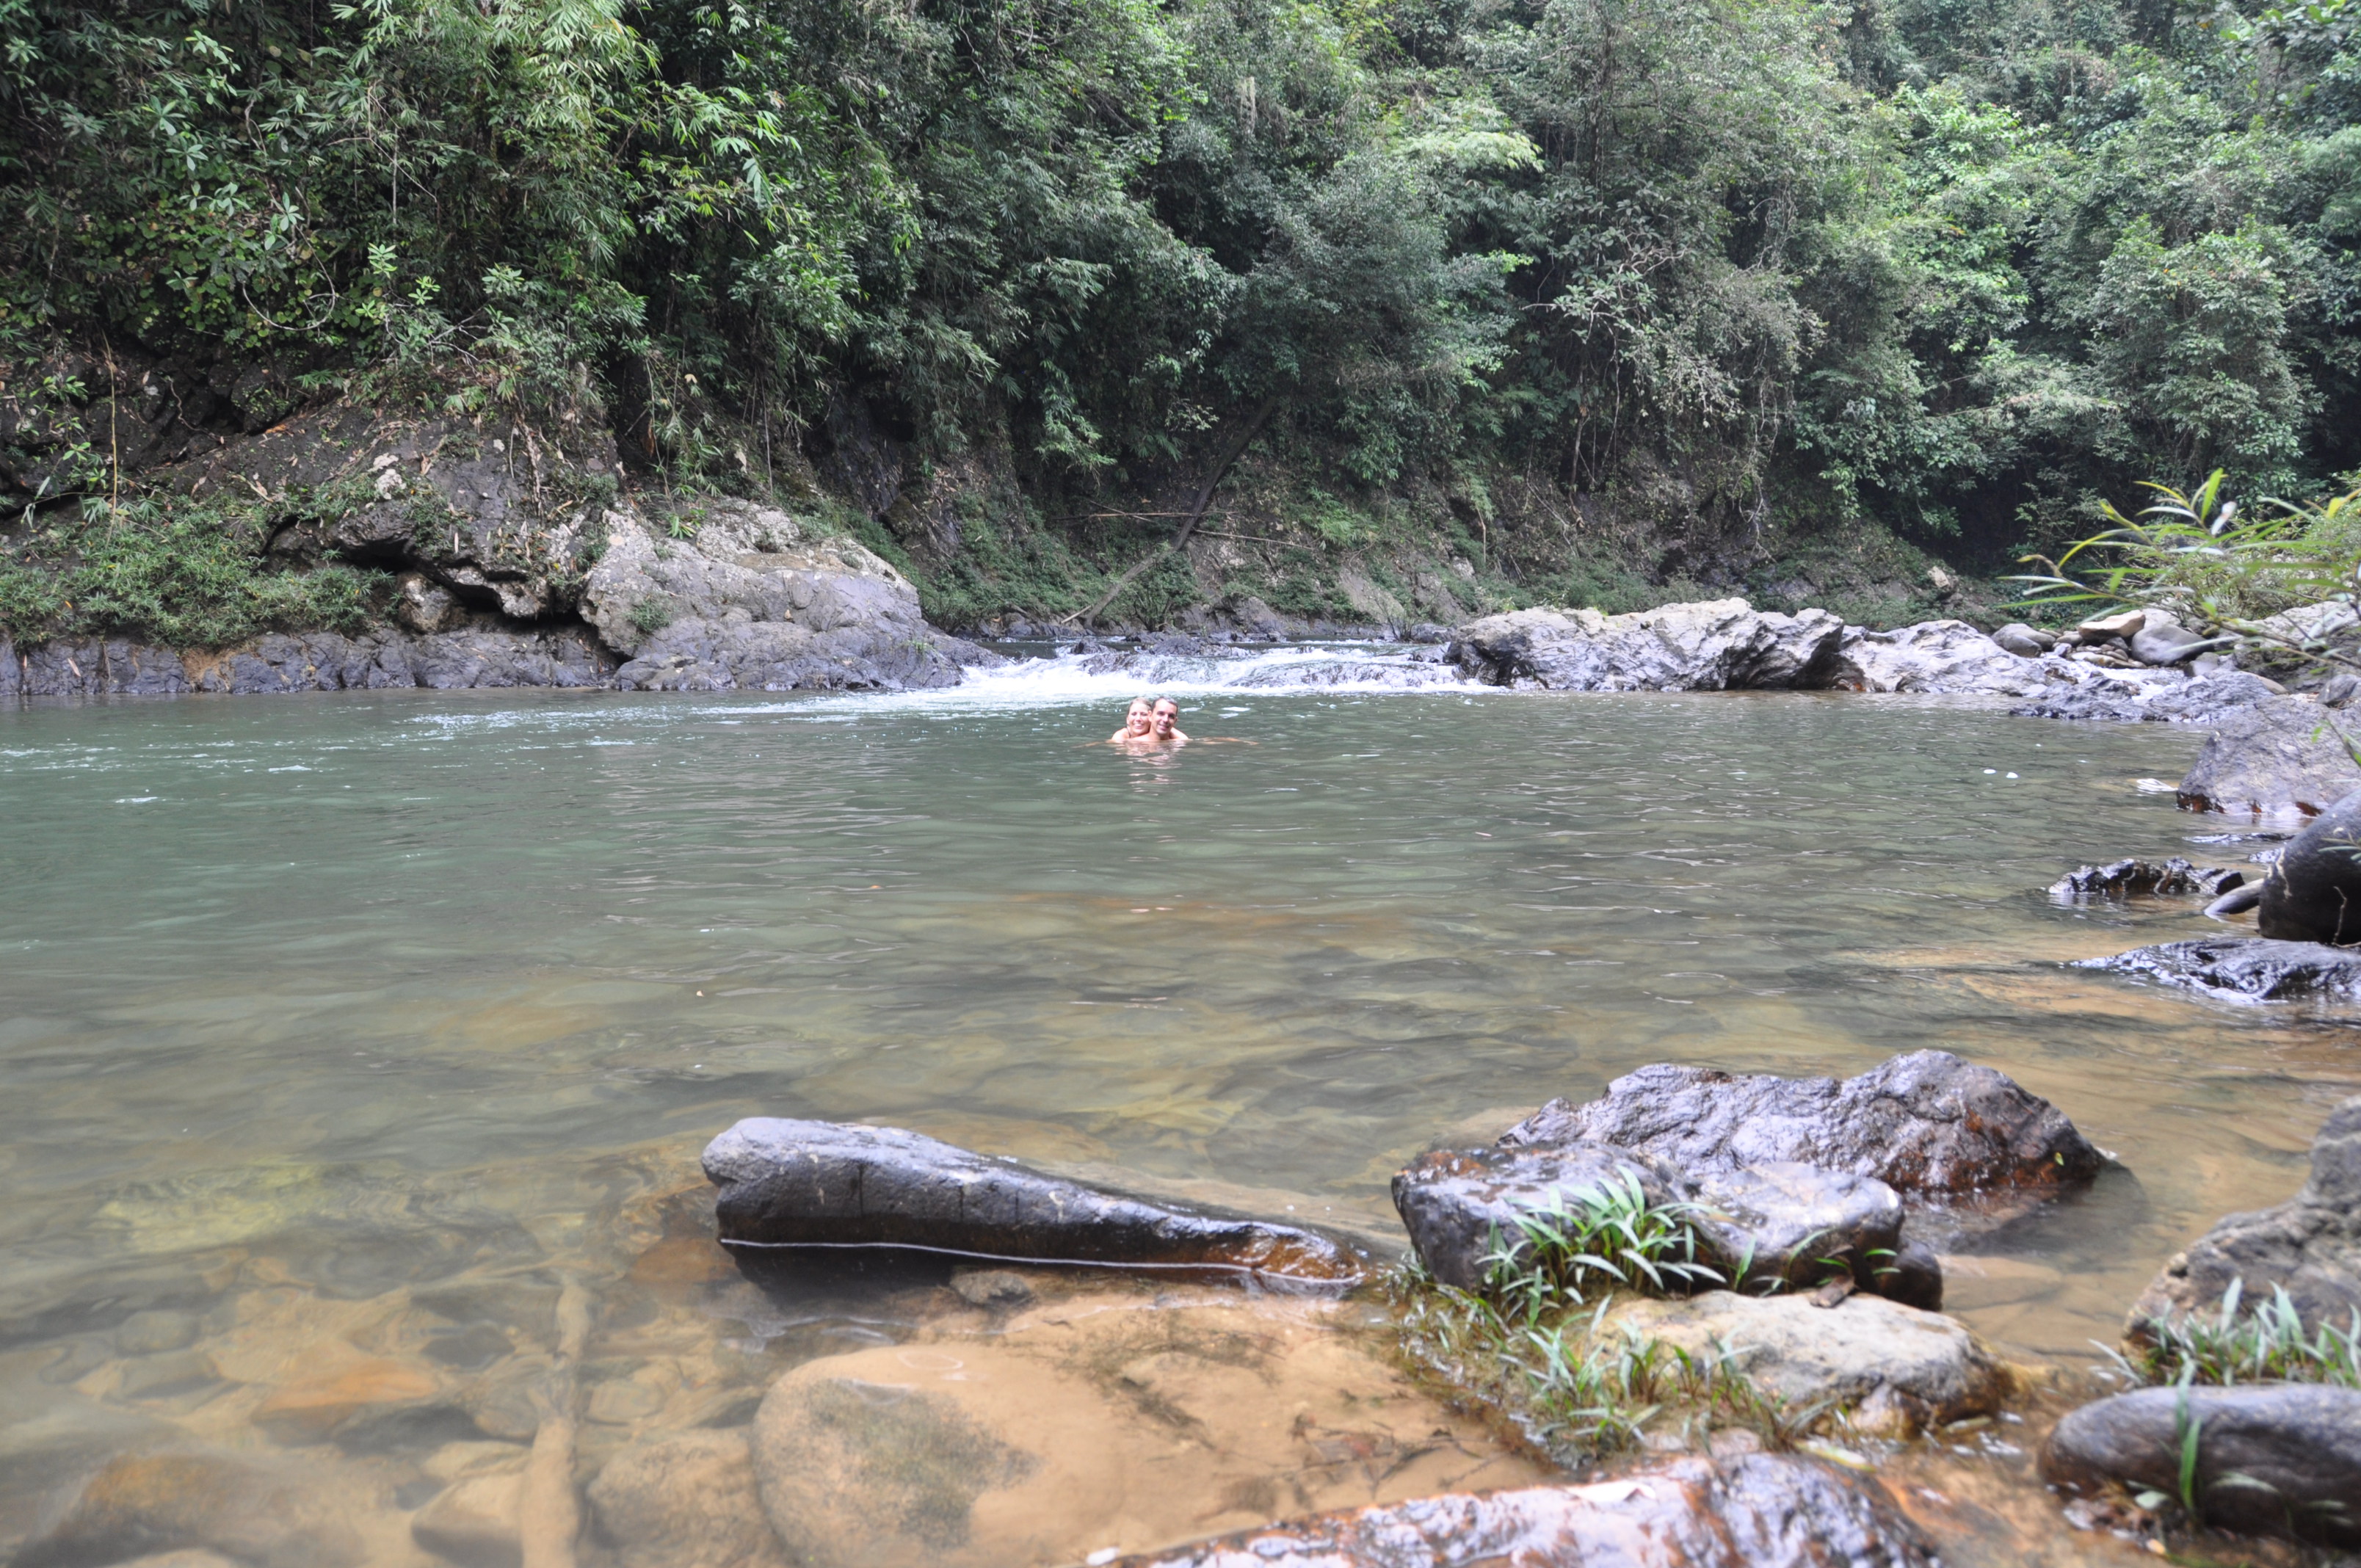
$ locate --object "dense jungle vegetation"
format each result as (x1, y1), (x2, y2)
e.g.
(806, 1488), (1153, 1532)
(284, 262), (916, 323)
(1, 0), (2357, 634)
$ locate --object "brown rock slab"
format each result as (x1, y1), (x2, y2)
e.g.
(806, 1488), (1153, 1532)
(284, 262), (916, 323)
(13, 1451), (366, 1568)
(1101, 1453), (1939, 1567)
(253, 1355), (442, 1443)
(588, 1429), (788, 1568)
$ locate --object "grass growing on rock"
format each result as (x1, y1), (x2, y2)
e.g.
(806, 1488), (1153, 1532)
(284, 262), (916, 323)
(1380, 1186), (1818, 1467)
(2120, 1281), (2361, 1391)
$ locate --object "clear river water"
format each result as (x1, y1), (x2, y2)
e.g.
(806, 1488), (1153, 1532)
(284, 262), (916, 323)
(3, 643), (2356, 1565)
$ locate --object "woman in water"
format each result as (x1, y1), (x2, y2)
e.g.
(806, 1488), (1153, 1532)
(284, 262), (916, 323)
(1109, 698), (1154, 744)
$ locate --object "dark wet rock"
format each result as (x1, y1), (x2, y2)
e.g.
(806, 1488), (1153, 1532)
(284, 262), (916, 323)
(1991, 622), (2056, 657)
(1103, 1453), (1940, 1568)
(2042, 1384), (2361, 1546)
(2129, 1096), (2361, 1337)
(13, 1451), (366, 1568)
(2007, 670), (2280, 723)
(18, 639), (194, 697)
(588, 1429), (788, 1568)
(1504, 1050), (2105, 1211)
(2075, 937), (2361, 1003)
(702, 1119), (1366, 1288)
(1390, 1143), (1931, 1307)
(1448, 599), (1844, 692)
(2048, 857), (2244, 901)
(2177, 697), (2361, 816)
(2257, 788), (2361, 943)
(1606, 1292), (2004, 1436)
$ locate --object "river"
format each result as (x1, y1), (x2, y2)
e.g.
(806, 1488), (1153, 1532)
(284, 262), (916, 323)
(3, 645), (2354, 1564)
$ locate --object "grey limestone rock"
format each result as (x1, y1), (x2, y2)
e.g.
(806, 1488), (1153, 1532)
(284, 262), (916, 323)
(1824, 619), (2059, 696)
(1447, 599), (1844, 692)
(2010, 671), (2280, 724)
(2177, 697), (2361, 816)
(1991, 622), (2056, 656)
(2076, 937), (2361, 1003)
(2128, 1096), (2361, 1338)
(2042, 1384), (2361, 1545)
(702, 1118), (1366, 1288)
(1102, 1453), (1940, 1568)
(1501, 1050), (2105, 1211)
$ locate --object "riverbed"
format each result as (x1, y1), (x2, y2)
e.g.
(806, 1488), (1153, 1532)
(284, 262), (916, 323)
(4, 647), (2356, 1564)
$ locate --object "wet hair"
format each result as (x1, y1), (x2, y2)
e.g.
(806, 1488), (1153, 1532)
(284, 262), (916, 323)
(1151, 695), (1180, 711)
(1127, 697), (1152, 711)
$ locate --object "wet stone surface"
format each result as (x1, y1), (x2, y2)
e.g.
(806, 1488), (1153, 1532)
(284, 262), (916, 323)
(2076, 938), (2361, 1004)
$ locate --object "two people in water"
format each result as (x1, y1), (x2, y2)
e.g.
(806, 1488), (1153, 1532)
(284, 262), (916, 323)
(1109, 696), (1190, 747)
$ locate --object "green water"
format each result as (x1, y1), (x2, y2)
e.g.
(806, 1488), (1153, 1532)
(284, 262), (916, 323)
(2, 679), (2355, 1558)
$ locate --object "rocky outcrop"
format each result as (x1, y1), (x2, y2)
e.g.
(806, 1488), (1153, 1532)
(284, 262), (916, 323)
(2257, 788), (2361, 943)
(1603, 1292), (2008, 1436)
(2048, 858), (2244, 902)
(2042, 1384), (2361, 1546)
(1391, 1143), (1936, 1307)
(4, 626), (617, 696)
(1501, 1050), (2105, 1211)
(1824, 620), (2056, 696)
(587, 504), (984, 692)
(1447, 600), (1843, 691)
(1102, 1454), (1940, 1568)
(2075, 938), (2361, 1003)
(2128, 1097), (2361, 1337)
(2177, 697), (2361, 816)
(702, 1119), (1365, 1288)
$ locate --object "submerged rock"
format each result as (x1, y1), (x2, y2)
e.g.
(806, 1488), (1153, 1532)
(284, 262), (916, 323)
(12, 1451), (367, 1568)
(1102, 1453), (1940, 1568)
(2075, 937), (2361, 1003)
(588, 1429), (788, 1568)
(2128, 1096), (2361, 1337)
(2177, 697), (2361, 816)
(1446, 600), (1843, 691)
(1603, 1291), (2008, 1436)
(702, 1119), (1365, 1288)
(2257, 788), (2361, 943)
(1501, 1050), (2105, 1211)
(2042, 1384), (2361, 1546)
(2048, 857), (2244, 901)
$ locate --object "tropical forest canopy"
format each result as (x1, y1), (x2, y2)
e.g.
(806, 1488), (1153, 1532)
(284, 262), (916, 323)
(4, 0), (2357, 581)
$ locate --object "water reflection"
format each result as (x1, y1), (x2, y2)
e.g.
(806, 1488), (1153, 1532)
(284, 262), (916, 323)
(2, 678), (2357, 1564)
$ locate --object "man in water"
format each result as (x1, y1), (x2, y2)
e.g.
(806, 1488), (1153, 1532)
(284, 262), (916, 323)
(1109, 698), (1154, 744)
(1149, 697), (1190, 744)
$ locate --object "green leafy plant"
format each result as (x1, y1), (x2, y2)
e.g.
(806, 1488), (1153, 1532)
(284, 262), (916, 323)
(2012, 471), (2361, 673)
(1477, 1175), (1724, 1323)
(2116, 1279), (2361, 1390)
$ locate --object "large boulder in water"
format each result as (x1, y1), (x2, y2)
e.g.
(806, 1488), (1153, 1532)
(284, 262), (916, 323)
(1823, 620), (2056, 696)
(1446, 600), (1843, 691)
(2258, 788), (2361, 943)
(701, 1119), (1365, 1289)
(590, 502), (989, 692)
(1096, 1453), (1940, 1568)
(2075, 937), (2361, 1003)
(2042, 1384), (2361, 1546)
(1501, 1050), (2106, 1211)
(2177, 697), (2361, 816)
(2128, 1096), (2361, 1338)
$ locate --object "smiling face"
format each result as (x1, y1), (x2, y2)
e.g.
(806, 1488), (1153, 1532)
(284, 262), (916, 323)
(1150, 699), (1180, 738)
(1125, 700), (1153, 736)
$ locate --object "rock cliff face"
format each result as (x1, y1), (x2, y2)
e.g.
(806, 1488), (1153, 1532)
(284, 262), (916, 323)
(1, 404), (990, 697)
(1446, 600), (1845, 691)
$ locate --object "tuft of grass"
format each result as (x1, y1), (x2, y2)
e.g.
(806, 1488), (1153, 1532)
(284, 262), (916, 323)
(2117, 1279), (2361, 1390)
(1383, 1263), (1813, 1464)
(1479, 1174), (1724, 1324)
